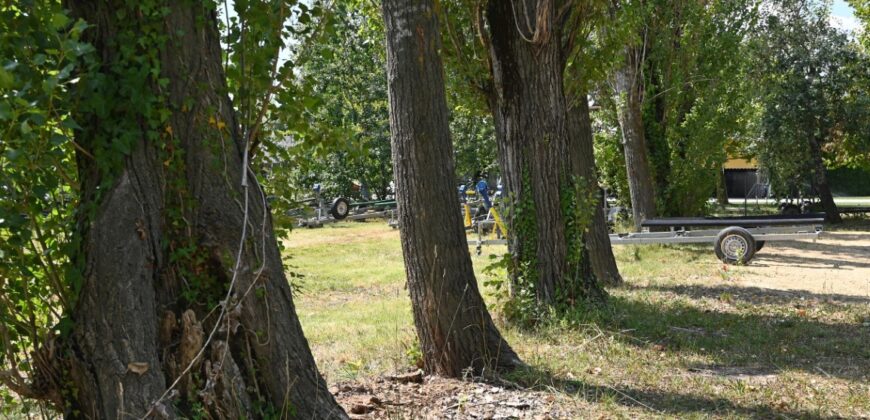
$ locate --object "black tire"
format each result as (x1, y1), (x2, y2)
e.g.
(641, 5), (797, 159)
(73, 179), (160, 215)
(714, 226), (756, 265)
(329, 197), (350, 220)
(755, 241), (765, 252)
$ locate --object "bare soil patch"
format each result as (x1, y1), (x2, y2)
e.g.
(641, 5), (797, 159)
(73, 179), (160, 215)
(741, 231), (870, 297)
(332, 373), (576, 419)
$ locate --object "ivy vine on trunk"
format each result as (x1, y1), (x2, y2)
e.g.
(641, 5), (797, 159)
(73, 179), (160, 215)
(485, 0), (606, 320)
(20, 1), (347, 417)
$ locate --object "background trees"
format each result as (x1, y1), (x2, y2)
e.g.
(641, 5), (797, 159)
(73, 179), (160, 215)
(849, 0), (870, 48)
(641, 0), (755, 217)
(748, 0), (870, 222)
(285, 2), (501, 202)
(608, 0), (659, 228)
(293, 6), (394, 201)
(597, 0), (755, 220)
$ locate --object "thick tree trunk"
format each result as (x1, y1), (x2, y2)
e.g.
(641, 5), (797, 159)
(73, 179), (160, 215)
(613, 46), (657, 230)
(809, 136), (842, 223)
(486, 0), (605, 306)
(62, 2), (344, 418)
(491, 87), (618, 288)
(382, 0), (522, 376)
(567, 96), (623, 287)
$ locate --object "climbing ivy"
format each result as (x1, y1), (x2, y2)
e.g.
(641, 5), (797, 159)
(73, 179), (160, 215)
(560, 175), (600, 303)
(0, 0), (336, 414)
(491, 169), (605, 327)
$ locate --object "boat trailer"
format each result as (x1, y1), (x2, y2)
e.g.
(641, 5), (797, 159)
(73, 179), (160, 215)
(470, 213), (823, 265)
(609, 214), (824, 264)
(295, 188), (397, 228)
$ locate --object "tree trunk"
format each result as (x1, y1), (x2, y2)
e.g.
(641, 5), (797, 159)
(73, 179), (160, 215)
(809, 136), (842, 223)
(567, 96), (623, 287)
(613, 46), (657, 230)
(60, 2), (345, 418)
(486, 0), (605, 307)
(382, 0), (522, 376)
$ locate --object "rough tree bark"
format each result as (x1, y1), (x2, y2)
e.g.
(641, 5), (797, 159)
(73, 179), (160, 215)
(488, 89), (622, 288)
(809, 135), (842, 223)
(475, 2), (620, 289)
(567, 95), (623, 287)
(56, 1), (345, 418)
(486, 0), (605, 305)
(613, 45), (658, 230)
(382, 0), (522, 376)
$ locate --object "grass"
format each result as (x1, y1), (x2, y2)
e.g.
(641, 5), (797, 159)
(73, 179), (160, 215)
(287, 220), (870, 418)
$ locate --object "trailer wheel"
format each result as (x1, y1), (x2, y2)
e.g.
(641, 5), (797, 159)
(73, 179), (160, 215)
(714, 227), (756, 265)
(755, 241), (765, 252)
(330, 197), (350, 220)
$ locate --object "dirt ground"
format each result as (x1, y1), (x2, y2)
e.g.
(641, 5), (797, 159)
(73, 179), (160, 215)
(741, 230), (870, 298)
(333, 373), (576, 420)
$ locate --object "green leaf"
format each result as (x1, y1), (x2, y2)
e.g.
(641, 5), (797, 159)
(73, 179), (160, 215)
(0, 102), (11, 120)
(0, 68), (13, 90)
(60, 117), (82, 130)
(4, 148), (21, 162)
(50, 133), (68, 146)
(51, 12), (70, 29)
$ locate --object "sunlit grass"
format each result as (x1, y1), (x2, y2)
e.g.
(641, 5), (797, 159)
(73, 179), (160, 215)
(287, 220), (870, 418)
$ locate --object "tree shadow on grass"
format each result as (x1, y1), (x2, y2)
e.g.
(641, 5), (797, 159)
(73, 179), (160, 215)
(565, 295), (869, 383)
(630, 283), (870, 306)
(752, 252), (870, 269)
(757, 234), (870, 263)
(503, 367), (834, 419)
(503, 366), (845, 419)
(498, 288), (869, 416)
(626, 231), (870, 266)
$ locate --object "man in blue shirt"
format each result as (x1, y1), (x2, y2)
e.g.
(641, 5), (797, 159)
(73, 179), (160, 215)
(476, 173), (491, 211)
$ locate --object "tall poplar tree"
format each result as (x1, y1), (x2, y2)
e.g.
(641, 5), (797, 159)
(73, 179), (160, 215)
(382, 0), (523, 375)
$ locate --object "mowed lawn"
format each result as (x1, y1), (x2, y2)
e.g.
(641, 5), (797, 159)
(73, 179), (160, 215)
(286, 221), (870, 418)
